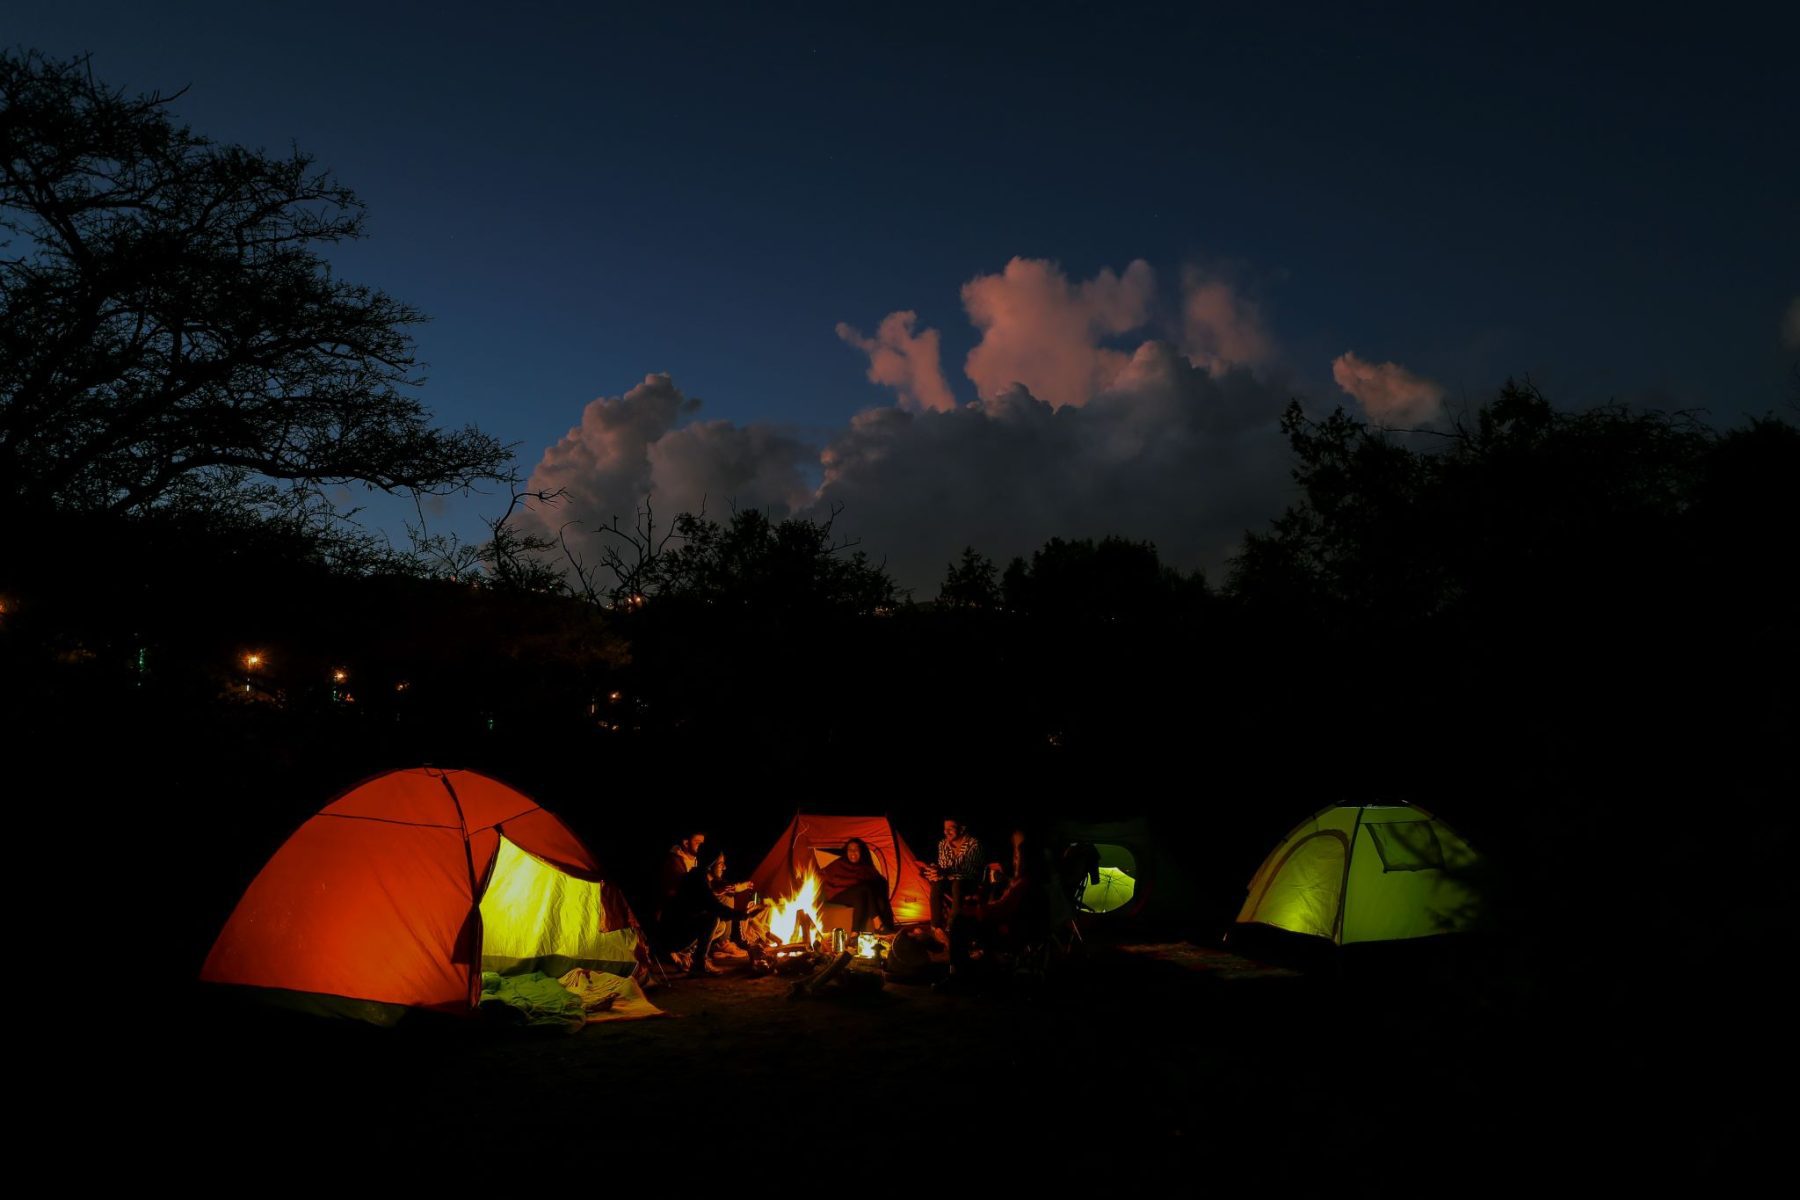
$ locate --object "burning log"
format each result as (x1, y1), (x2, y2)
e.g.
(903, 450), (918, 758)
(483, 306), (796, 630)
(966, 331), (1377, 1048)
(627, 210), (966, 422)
(788, 949), (856, 1000)
(757, 931), (822, 976)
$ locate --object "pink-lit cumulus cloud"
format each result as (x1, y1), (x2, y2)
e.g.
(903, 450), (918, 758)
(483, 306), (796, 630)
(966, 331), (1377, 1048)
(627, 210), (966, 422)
(1331, 352), (1446, 425)
(833, 311), (956, 413)
(842, 258), (1276, 411)
(959, 257), (1158, 409)
(1182, 267), (1276, 375)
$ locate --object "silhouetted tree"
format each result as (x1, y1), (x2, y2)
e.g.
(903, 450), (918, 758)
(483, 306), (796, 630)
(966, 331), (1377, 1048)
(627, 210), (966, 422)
(1226, 381), (1741, 629)
(1001, 556), (1031, 611)
(578, 505), (901, 750)
(1003, 535), (1207, 622)
(939, 546), (1000, 610)
(649, 506), (897, 617)
(549, 496), (693, 608)
(0, 51), (508, 539)
(402, 482), (571, 592)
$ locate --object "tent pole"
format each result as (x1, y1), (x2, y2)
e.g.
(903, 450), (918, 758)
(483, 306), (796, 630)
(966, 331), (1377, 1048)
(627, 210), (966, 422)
(438, 773), (483, 1009)
(1331, 805), (1365, 984)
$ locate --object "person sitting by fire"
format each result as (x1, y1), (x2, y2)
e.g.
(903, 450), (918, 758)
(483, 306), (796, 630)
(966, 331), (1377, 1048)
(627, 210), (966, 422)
(974, 828), (1054, 949)
(820, 836), (895, 933)
(653, 828), (709, 969)
(669, 850), (766, 977)
(656, 830), (756, 968)
(713, 854), (765, 952)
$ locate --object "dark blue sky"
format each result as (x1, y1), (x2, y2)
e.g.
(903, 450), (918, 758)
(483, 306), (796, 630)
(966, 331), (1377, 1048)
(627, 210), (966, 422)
(13, 3), (1797, 562)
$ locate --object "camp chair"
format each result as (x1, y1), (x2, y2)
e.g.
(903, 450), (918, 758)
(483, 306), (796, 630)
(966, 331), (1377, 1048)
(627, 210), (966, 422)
(1005, 899), (1069, 987)
(1051, 875), (1086, 949)
(1055, 844), (1098, 946)
(645, 947), (674, 989)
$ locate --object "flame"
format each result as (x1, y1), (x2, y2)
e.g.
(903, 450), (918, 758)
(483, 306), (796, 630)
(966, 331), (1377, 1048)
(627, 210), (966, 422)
(767, 868), (824, 946)
(857, 933), (879, 958)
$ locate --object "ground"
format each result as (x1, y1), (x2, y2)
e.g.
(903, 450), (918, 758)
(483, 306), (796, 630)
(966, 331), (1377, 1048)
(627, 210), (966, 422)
(123, 937), (1691, 1184)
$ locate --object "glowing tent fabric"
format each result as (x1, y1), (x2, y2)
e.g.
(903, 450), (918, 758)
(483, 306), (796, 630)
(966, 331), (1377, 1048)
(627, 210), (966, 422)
(479, 839), (640, 977)
(1081, 866), (1138, 914)
(202, 768), (642, 1015)
(750, 813), (932, 925)
(1235, 804), (1479, 945)
(1051, 817), (1198, 921)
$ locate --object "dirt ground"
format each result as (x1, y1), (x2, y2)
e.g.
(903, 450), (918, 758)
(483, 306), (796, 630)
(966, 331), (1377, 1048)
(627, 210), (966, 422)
(117, 937), (1696, 1184)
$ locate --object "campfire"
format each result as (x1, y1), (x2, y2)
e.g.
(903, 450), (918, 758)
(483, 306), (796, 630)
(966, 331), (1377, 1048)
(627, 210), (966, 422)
(753, 868), (827, 975)
(750, 869), (890, 977)
(765, 869), (823, 947)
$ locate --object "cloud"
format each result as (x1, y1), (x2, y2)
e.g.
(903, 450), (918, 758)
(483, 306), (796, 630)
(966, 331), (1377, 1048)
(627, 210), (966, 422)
(816, 341), (1293, 588)
(1181, 268), (1276, 375)
(522, 353), (1294, 592)
(959, 257), (1157, 409)
(840, 259), (1277, 413)
(834, 311), (957, 413)
(522, 373), (814, 552)
(523, 259), (1446, 593)
(1784, 297), (1800, 349)
(1331, 352), (1445, 425)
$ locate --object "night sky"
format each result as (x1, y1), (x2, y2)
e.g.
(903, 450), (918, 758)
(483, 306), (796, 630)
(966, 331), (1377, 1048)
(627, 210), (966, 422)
(14, 3), (1797, 588)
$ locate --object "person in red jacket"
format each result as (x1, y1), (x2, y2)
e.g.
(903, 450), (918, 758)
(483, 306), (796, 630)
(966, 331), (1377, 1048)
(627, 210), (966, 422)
(820, 837), (895, 932)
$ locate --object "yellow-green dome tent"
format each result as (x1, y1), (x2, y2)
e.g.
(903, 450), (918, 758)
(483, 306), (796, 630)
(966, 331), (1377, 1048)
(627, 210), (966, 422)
(1236, 803), (1479, 944)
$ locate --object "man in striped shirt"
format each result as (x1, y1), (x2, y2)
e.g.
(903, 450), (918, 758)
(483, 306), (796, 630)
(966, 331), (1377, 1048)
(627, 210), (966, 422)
(923, 817), (984, 930)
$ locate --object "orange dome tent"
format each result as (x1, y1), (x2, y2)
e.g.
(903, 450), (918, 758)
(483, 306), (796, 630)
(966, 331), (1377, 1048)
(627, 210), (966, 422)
(749, 813), (932, 925)
(202, 768), (642, 1020)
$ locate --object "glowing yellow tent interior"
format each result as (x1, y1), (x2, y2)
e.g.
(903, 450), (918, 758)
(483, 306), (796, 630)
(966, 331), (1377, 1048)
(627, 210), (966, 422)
(1235, 803), (1480, 944)
(202, 768), (644, 1020)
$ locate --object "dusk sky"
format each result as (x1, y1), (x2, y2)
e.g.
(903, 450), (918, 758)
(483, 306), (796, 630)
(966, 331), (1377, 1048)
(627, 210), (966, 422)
(16, 3), (1797, 589)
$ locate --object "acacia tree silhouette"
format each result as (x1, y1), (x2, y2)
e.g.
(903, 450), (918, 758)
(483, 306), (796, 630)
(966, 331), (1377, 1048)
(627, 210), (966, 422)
(0, 50), (509, 545)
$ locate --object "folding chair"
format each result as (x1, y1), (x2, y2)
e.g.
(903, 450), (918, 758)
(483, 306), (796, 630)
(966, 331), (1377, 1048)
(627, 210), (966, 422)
(1054, 844), (1099, 949)
(1050, 872), (1088, 949)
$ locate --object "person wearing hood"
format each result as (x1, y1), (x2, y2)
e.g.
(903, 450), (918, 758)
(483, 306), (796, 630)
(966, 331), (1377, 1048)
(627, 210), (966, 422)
(820, 837), (895, 933)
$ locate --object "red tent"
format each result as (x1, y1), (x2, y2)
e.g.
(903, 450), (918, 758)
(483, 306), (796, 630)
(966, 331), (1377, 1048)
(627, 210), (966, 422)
(202, 768), (639, 1015)
(749, 813), (932, 925)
